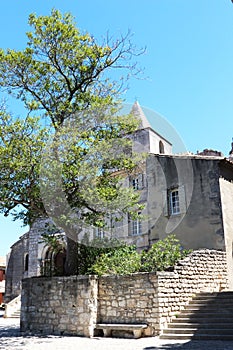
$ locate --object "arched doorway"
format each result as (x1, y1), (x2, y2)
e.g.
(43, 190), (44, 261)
(42, 248), (66, 276)
(54, 250), (66, 276)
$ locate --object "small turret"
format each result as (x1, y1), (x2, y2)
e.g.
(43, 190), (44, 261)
(130, 101), (172, 155)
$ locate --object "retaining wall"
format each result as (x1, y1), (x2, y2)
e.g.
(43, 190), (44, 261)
(21, 275), (98, 336)
(157, 249), (228, 329)
(20, 249), (228, 336)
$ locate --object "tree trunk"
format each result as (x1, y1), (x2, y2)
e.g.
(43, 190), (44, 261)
(64, 236), (79, 275)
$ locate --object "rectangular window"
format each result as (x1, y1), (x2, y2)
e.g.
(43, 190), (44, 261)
(131, 174), (144, 190)
(169, 189), (180, 215)
(95, 227), (105, 239)
(130, 212), (142, 235)
(163, 185), (186, 217)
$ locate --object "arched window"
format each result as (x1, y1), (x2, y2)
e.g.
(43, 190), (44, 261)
(159, 141), (165, 154)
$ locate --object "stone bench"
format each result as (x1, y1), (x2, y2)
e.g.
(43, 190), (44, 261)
(95, 323), (148, 339)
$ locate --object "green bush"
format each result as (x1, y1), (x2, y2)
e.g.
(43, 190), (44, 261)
(88, 244), (141, 276)
(76, 235), (128, 275)
(88, 234), (191, 276)
(40, 232), (191, 276)
(140, 234), (191, 272)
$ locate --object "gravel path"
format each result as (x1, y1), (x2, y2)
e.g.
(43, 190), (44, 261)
(1, 317), (233, 350)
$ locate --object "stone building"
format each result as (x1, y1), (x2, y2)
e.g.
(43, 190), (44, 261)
(0, 257), (6, 305)
(5, 102), (233, 302)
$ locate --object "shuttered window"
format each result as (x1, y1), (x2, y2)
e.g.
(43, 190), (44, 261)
(95, 227), (105, 239)
(163, 185), (186, 216)
(131, 173), (145, 190)
(129, 212), (142, 235)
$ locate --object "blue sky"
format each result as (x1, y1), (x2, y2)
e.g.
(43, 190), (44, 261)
(1, 0), (233, 256)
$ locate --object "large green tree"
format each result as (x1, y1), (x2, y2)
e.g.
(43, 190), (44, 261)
(0, 10), (144, 274)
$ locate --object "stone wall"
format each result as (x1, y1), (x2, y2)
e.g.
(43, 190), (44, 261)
(98, 273), (158, 336)
(20, 249), (228, 337)
(5, 232), (29, 303)
(219, 178), (233, 289)
(157, 249), (228, 329)
(21, 275), (98, 337)
(97, 249), (227, 335)
(147, 156), (226, 251)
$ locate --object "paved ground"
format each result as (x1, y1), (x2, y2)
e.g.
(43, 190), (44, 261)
(1, 316), (233, 350)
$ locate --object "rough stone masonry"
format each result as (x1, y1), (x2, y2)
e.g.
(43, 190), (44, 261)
(21, 249), (227, 337)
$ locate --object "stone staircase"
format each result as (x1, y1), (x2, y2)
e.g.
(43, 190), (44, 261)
(8, 309), (21, 318)
(4, 294), (21, 318)
(160, 291), (233, 340)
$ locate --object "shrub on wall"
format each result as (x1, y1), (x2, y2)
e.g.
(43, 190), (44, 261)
(76, 235), (128, 275)
(89, 234), (191, 276)
(140, 234), (191, 272)
(88, 245), (141, 276)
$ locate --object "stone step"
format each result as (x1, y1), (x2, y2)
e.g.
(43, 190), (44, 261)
(160, 292), (233, 340)
(163, 328), (233, 335)
(160, 333), (233, 341)
(189, 299), (233, 304)
(174, 317), (233, 323)
(193, 291), (233, 295)
(184, 305), (233, 311)
(169, 322), (233, 329)
(9, 311), (20, 318)
(178, 312), (233, 318)
(193, 294), (233, 298)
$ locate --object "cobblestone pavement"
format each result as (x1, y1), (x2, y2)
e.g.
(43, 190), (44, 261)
(1, 317), (233, 350)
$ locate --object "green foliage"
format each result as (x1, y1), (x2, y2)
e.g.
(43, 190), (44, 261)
(0, 9), (144, 275)
(0, 9), (144, 229)
(40, 232), (65, 254)
(88, 234), (191, 276)
(140, 234), (191, 272)
(76, 235), (128, 275)
(88, 244), (141, 276)
(0, 110), (49, 224)
(0, 9), (143, 128)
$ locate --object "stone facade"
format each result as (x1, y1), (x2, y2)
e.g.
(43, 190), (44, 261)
(4, 218), (50, 303)
(4, 232), (29, 303)
(219, 177), (233, 289)
(20, 249), (227, 337)
(0, 257), (6, 305)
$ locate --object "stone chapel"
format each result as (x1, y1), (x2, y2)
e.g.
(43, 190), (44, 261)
(5, 102), (233, 302)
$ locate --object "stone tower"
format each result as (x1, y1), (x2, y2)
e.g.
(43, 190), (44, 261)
(130, 101), (172, 155)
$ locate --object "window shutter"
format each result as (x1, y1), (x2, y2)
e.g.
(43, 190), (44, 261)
(142, 173), (147, 189)
(138, 173), (143, 189)
(179, 185), (186, 214)
(162, 190), (168, 216)
(128, 214), (132, 236)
